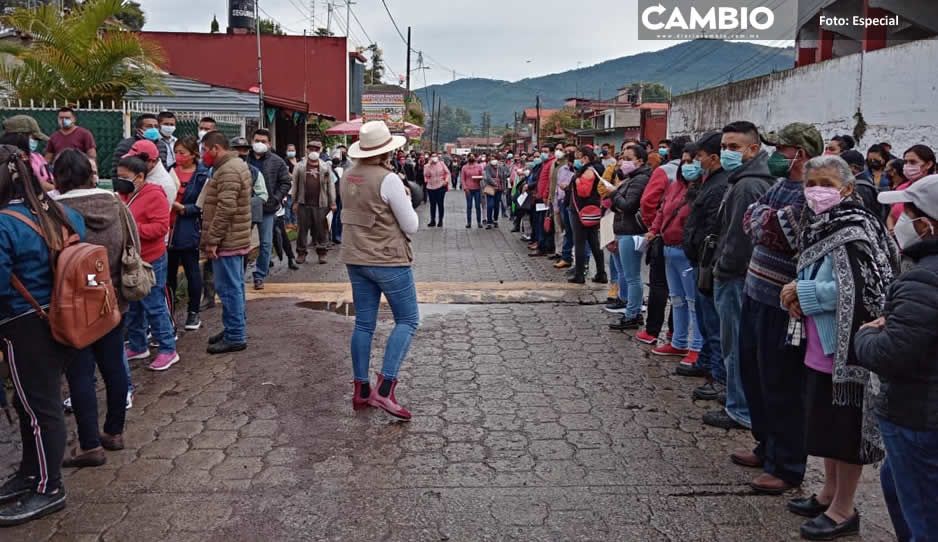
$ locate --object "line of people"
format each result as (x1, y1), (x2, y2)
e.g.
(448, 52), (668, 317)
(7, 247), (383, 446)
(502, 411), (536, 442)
(512, 122), (937, 540)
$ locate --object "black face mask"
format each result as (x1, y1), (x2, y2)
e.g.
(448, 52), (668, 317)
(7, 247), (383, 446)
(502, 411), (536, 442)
(114, 177), (136, 195)
(868, 159), (884, 170)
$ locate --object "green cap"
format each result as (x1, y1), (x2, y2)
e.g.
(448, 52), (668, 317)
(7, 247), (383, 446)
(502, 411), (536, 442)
(2, 115), (48, 141)
(761, 122), (824, 158)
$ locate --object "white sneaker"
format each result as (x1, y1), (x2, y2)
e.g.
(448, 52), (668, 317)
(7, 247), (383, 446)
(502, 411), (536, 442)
(125, 390), (133, 410)
(63, 396), (72, 412)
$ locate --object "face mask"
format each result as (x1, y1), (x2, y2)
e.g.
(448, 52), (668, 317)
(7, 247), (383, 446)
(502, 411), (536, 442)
(681, 161), (702, 181)
(201, 150), (215, 167)
(620, 161), (638, 176)
(507, 154), (513, 160)
(29, 138), (38, 153)
(308, 151), (320, 162)
(720, 149), (744, 171)
(532, 158), (542, 166)
(824, 150), (839, 156)
(767, 151), (794, 178)
(286, 151), (296, 158)
(61, 118), (73, 129)
(253, 142), (270, 155)
(431, 157), (439, 163)
(142, 127), (160, 141)
(804, 186), (844, 214)
(540, 153), (549, 161)
(490, 160), (498, 166)
(894, 214), (932, 250)
(554, 150), (565, 160)
(114, 177), (136, 195)
(198, 129), (208, 141)
(658, 148), (668, 158)
(867, 159), (883, 170)
(174, 152), (192, 166)
(160, 125), (176, 137)
(573, 159), (583, 169)
(904, 164), (926, 182)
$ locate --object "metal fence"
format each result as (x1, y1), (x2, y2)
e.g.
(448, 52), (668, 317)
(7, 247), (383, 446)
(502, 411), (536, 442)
(0, 99), (247, 178)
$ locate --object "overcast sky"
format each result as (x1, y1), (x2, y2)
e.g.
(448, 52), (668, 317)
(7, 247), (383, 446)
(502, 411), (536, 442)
(136, 0), (698, 87)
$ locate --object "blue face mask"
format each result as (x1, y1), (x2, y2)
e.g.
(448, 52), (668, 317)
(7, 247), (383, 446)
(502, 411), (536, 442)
(681, 161), (702, 181)
(142, 127), (160, 142)
(658, 148), (668, 158)
(720, 149), (744, 171)
(29, 138), (38, 153)
(573, 159), (583, 169)
(540, 152), (549, 161)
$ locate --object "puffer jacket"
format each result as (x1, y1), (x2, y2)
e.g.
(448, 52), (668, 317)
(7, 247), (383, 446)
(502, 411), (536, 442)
(649, 178), (691, 246)
(121, 182), (169, 264)
(854, 239), (938, 430)
(201, 152), (253, 253)
(683, 168), (730, 265)
(169, 164), (210, 251)
(611, 164), (652, 235)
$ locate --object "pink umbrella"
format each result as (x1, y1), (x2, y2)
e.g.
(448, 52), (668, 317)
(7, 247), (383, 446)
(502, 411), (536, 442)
(326, 118), (424, 139)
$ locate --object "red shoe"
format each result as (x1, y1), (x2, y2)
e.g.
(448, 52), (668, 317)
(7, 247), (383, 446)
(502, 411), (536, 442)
(680, 351), (699, 365)
(634, 330), (658, 345)
(652, 344), (689, 357)
(353, 381), (372, 411)
(368, 374), (412, 420)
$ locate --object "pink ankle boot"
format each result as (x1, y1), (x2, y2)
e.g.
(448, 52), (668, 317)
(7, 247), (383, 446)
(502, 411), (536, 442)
(368, 374), (412, 420)
(353, 381), (372, 411)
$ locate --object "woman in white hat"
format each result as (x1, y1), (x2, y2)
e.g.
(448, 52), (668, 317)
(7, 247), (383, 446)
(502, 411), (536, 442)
(341, 120), (420, 420)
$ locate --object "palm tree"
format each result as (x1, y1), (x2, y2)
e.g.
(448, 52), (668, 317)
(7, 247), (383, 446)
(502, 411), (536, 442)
(0, 0), (165, 104)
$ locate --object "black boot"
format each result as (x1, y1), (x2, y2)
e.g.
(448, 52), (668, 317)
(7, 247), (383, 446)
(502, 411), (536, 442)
(288, 258), (299, 270)
(0, 487), (66, 526)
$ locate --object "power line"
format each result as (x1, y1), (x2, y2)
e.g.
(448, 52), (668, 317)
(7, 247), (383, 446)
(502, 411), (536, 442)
(380, 0), (410, 48)
(257, 5), (302, 35)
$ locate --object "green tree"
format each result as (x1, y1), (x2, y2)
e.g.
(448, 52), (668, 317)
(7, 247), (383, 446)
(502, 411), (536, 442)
(314, 27), (334, 37)
(210, 14), (220, 34)
(435, 105), (474, 145)
(542, 107), (580, 135)
(0, 0), (166, 103)
(362, 43), (385, 85)
(257, 18), (284, 35)
(622, 82), (671, 103)
(113, 0), (144, 30)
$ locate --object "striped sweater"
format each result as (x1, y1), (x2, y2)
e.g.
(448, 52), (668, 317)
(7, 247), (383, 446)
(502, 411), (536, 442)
(742, 178), (805, 306)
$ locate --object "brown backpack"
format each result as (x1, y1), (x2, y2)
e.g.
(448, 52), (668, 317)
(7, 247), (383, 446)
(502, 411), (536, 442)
(0, 209), (121, 349)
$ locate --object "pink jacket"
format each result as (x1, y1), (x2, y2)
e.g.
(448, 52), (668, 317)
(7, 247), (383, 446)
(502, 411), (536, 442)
(461, 163), (484, 190)
(423, 161), (450, 190)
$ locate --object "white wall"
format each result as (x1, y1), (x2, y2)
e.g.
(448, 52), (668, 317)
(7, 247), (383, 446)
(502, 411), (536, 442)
(670, 38), (938, 153)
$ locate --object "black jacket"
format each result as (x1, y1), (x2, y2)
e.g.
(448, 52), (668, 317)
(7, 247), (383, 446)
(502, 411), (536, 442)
(111, 135), (168, 179)
(854, 176), (884, 222)
(713, 151), (774, 280)
(169, 164), (210, 250)
(612, 165), (652, 235)
(249, 152), (292, 214)
(683, 168), (730, 265)
(854, 239), (938, 430)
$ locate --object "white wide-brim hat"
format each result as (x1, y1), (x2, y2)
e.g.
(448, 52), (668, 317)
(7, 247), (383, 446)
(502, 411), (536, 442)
(348, 120), (407, 159)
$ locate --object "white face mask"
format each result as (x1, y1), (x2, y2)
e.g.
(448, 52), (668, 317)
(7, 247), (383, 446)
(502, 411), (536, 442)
(197, 129), (208, 141)
(253, 142), (269, 155)
(160, 124), (176, 137)
(490, 160), (498, 166)
(894, 214), (932, 250)
(431, 156), (439, 163)
(555, 150), (565, 160)
(308, 152), (320, 162)
(286, 151), (296, 158)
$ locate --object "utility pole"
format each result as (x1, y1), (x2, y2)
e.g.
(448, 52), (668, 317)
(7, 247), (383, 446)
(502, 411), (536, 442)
(435, 97), (442, 151)
(405, 26), (412, 93)
(326, 1), (333, 34)
(535, 95), (541, 149)
(346, 0), (354, 37)
(255, 0), (265, 128)
(310, 0), (316, 34)
(430, 89), (436, 151)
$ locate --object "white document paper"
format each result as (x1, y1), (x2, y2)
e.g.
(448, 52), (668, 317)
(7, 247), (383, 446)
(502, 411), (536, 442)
(535, 203), (549, 212)
(517, 192), (529, 207)
(599, 212), (616, 247)
(633, 235), (648, 253)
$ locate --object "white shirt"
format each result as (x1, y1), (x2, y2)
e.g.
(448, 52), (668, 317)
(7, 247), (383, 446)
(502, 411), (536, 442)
(380, 172), (419, 235)
(146, 161), (178, 209)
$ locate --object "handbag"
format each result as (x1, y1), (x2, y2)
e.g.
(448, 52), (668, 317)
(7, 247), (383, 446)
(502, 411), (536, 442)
(483, 184), (497, 197)
(543, 213), (553, 233)
(646, 202), (684, 265)
(118, 202), (156, 302)
(572, 192), (602, 228)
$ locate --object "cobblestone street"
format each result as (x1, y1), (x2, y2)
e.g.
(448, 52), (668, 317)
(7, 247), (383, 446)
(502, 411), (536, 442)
(1, 198), (895, 541)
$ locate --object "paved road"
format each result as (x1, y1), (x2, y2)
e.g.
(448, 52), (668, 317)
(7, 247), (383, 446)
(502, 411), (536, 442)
(1, 197), (895, 541)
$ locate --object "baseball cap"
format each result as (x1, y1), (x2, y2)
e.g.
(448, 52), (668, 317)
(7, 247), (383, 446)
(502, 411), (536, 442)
(123, 139), (159, 161)
(761, 122), (824, 158)
(879, 174), (938, 220)
(3, 115), (48, 141)
(230, 136), (251, 149)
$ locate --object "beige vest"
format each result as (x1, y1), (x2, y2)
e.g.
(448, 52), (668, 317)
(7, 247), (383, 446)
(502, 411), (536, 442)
(339, 163), (413, 266)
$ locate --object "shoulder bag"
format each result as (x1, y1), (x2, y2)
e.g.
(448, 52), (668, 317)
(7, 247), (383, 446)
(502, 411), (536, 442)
(118, 199), (156, 302)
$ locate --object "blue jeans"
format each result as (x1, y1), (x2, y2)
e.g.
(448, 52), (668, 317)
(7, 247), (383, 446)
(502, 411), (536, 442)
(879, 417), (938, 541)
(348, 265), (420, 382)
(694, 270), (724, 383)
(664, 246), (702, 351)
(486, 193), (500, 224)
(126, 253), (176, 354)
(284, 195), (296, 225)
(715, 277), (750, 427)
(65, 324), (128, 450)
(465, 189), (481, 226)
(214, 255), (247, 344)
(428, 187), (446, 224)
(331, 190), (343, 242)
(617, 235), (644, 319)
(253, 212), (275, 282)
(561, 206), (574, 263)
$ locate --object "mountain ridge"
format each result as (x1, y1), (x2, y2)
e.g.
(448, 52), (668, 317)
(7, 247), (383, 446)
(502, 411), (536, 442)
(416, 39), (794, 126)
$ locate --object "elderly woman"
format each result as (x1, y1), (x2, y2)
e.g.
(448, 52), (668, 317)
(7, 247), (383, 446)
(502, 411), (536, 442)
(780, 155), (899, 541)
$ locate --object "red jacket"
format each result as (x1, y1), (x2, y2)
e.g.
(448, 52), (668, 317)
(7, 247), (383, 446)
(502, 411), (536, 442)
(640, 166), (669, 228)
(122, 182), (170, 263)
(536, 157), (556, 202)
(649, 179), (691, 246)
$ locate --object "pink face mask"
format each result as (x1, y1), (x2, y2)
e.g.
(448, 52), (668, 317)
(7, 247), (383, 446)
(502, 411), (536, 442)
(903, 164), (926, 182)
(804, 186), (844, 214)
(620, 161), (638, 176)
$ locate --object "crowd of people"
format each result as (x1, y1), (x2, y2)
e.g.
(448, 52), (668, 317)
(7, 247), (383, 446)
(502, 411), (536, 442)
(1, 106), (937, 540)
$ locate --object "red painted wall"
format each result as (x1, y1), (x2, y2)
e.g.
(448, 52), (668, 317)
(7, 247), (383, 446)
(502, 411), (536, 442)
(641, 110), (668, 147)
(140, 32), (348, 121)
